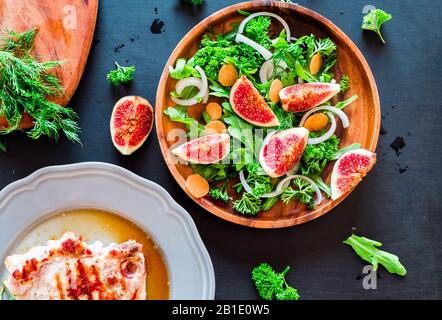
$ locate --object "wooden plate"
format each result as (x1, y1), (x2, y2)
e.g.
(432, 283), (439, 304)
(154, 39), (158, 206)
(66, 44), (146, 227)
(0, 0), (99, 129)
(155, 1), (380, 228)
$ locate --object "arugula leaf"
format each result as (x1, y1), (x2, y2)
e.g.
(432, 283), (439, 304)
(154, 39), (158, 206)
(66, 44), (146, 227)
(163, 106), (204, 135)
(233, 192), (262, 216)
(191, 163), (228, 181)
(335, 95), (358, 109)
(168, 58), (198, 80)
(343, 234), (406, 276)
(310, 175), (331, 198)
(294, 60), (317, 83)
(262, 196), (279, 211)
(222, 102), (256, 153)
(209, 83), (230, 99)
(340, 74), (350, 92)
(106, 61), (135, 86)
(361, 9), (392, 44)
(252, 263), (300, 301)
(331, 143), (361, 160)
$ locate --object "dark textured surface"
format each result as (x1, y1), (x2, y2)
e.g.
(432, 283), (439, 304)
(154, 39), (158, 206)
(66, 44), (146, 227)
(0, 0), (441, 299)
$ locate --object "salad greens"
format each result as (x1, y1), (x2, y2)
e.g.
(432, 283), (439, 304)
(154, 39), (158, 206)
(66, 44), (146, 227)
(252, 263), (300, 300)
(344, 234), (407, 276)
(106, 61), (135, 86)
(0, 28), (80, 151)
(164, 13), (359, 216)
(361, 8), (392, 44)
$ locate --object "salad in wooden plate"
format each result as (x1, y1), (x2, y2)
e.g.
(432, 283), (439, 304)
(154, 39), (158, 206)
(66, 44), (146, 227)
(156, 1), (380, 228)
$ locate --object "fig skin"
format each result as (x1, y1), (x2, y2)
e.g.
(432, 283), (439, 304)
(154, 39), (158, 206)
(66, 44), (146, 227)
(171, 133), (230, 164)
(110, 95), (154, 155)
(259, 127), (309, 178)
(330, 148), (376, 200)
(279, 82), (340, 113)
(230, 76), (280, 127)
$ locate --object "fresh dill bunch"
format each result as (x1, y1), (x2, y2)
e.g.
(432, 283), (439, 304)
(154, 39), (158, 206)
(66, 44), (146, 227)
(361, 8), (392, 44)
(0, 28), (81, 150)
(340, 74), (350, 92)
(106, 62), (136, 86)
(233, 192), (262, 216)
(252, 263), (300, 301)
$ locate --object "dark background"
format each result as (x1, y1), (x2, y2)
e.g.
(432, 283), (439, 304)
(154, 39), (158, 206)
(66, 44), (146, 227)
(1, 0), (441, 299)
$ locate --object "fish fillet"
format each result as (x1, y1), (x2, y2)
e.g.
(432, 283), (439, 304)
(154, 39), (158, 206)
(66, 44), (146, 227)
(3, 232), (146, 300)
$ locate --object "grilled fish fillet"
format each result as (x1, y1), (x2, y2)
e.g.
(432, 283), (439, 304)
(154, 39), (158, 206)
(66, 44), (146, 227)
(3, 232), (146, 300)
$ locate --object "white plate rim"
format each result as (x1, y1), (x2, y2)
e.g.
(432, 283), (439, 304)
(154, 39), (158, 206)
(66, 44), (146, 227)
(0, 162), (215, 300)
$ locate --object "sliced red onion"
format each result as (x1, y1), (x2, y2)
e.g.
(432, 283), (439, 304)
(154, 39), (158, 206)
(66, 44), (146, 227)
(238, 12), (291, 42)
(170, 65), (208, 106)
(235, 33), (273, 60)
(305, 113), (337, 145)
(299, 105), (350, 129)
(290, 37), (298, 42)
(239, 170), (254, 194)
(259, 60), (289, 84)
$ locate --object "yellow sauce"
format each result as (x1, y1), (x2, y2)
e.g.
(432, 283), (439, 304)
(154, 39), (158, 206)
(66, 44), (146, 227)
(16, 209), (169, 300)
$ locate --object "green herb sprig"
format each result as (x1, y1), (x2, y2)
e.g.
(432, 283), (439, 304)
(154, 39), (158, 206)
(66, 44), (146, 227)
(252, 263), (300, 300)
(107, 61), (135, 86)
(361, 9), (392, 44)
(0, 28), (80, 150)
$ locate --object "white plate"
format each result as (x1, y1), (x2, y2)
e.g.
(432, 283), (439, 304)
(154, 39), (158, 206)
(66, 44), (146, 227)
(0, 162), (215, 300)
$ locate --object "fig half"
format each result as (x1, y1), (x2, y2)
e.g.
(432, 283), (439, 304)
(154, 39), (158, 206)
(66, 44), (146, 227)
(110, 96), (154, 155)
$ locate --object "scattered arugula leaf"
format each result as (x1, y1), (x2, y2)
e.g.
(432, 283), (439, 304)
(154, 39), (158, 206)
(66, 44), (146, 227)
(340, 74), (350, 92)
(233, 192), (262, 216)
(209, 182), (230, 202)
(252, 263), (300, 301)
(361, 9), (392, 44)
(344, 234), (406, 276)
(0, 28), (80, 150)
(106, 61), (135, 86)
(281, 178), (315, 209)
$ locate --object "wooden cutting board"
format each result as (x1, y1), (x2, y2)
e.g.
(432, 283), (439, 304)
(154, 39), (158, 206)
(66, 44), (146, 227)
(0, 0), (99, 129)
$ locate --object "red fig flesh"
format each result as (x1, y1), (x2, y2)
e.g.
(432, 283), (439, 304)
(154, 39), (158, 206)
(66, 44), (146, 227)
(259, 127), (309, 178)
(230, 76), (280, 127)
(331, 148), (376, 200)
(279, 82), (341, 112)
(110, 96), (154, 155)
(172, 133), (230, 164)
